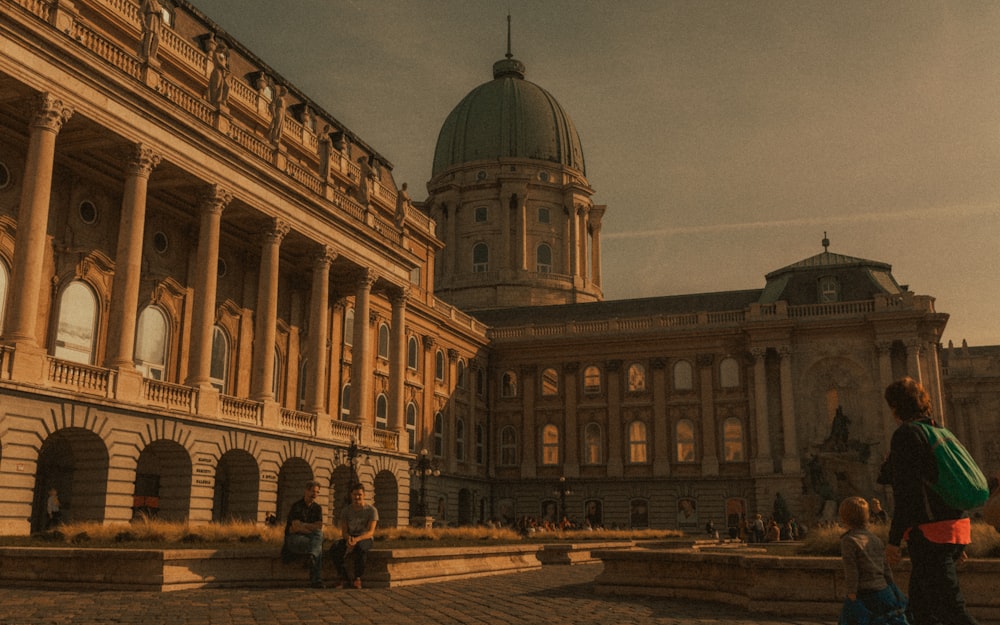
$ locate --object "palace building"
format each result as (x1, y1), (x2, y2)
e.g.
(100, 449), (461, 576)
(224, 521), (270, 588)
(0, 0), (996, 535)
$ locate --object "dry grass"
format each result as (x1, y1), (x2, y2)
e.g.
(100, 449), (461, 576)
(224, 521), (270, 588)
(799, 521), (1000, 558)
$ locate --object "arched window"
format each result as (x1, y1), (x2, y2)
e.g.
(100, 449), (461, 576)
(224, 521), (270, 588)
(673, 360), (693, 391)
(628, 421), (648, 464)
(341, 384), (351, 419)
(209, 325), (229, 393)
(501, 370), (518, 398)
(343, 307), (354, 347)
(455, 418), (466, 461)
(53, 281), (98, 364)
(627, 363), (646, 392)
(435, 349), (445, 381)
(583, 365), (601, 394)
(629, 498), (649, 529)
(584, 422), (602, 465)
(472, 243), (489, 273)
(134, 305), (168, 380)
(676, 419), (696, 462)
(499, 426), (517, 466)
(475, 424), (485, 464)
(0, 258), (7, 332)
(377, 323), (390, 359)
(541, 424), (559, 465)
(405, 402), (417, 452)
(536, 243), (552, 273)
(457, 360), (467, 389)
(375, 394), (388, 430)
(407, 336), (419, 370)
(720, 357), (740, 388)
(433, 412), (444, 456)
(541, 367), (559, 396)
(723, 417), (745, 462)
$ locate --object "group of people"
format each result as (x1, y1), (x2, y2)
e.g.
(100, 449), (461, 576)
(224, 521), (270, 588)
(280, 481), (378, 589)
(838, 376), (987, 625)
(733, 513), (803, 543)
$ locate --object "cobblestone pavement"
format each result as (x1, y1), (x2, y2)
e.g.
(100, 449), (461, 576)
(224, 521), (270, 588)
(0, 563), (829, 625)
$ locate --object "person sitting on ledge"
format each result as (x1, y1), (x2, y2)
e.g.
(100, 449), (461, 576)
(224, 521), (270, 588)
(281, 480), (325, 588)
(330, 483), (378, 589)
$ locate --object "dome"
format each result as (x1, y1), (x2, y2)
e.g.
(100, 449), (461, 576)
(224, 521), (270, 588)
(432, 55), (586, 177)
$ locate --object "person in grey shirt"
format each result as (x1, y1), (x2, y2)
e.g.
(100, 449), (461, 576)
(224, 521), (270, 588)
(838, 496), (908, 625)
(330, 483), (378, 588)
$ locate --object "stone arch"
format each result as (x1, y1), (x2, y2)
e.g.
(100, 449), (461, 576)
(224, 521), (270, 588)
(373, 469), (398, 528)
(212, 449), (259, 522)
(32, 427), (109, 532)
(133, 439), (192, 522)
(803, 356), (870, 447)
(457, 488), (474, 526)
(275, 457), (313, 522)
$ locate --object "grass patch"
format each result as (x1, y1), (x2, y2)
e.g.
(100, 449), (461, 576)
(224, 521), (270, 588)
(799, 521), (1000, 558)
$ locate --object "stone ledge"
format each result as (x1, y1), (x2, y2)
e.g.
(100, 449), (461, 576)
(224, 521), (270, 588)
(593, 547), (1000, 625)
(0, 541), (632, 591)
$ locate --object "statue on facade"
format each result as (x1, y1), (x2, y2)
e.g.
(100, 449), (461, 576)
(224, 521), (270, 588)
(268, 84), (287, 144)
(138, 0), (163, 63)
(826, 406), (851, 451)
(356, 156), (374, 206)
(394, 182), (412, 226)
(205, 35), (230, 108)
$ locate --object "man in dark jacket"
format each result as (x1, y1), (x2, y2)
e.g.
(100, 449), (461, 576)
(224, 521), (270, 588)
(282, 480), (324, 588)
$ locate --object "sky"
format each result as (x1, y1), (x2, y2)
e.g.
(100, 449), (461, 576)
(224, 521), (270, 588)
(191, 0), (1000, 347)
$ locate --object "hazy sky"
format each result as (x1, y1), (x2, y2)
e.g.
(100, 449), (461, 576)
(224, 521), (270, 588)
(192, 0), (1000, 346)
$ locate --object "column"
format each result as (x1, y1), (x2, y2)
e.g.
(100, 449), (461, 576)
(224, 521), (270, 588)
(606, 360), (623, 477)
(3, 94), (73, 350)
(925, 340), (945, 424)
(697, 354), (719, 476)
(349, 270), (376, 429)
(251, 219), (289, 401)
(446, 348), (459, 471)
(906, 339), (923, 383)
(651, 358), (670, 475)
(577, 205), (589, 283)
(501, 196), (511, 273)
(516, 195), (528, 271)
(185, 185), (232, 389)
(752, 348), (772, 474)
(590, 219), (602, 289)
(875, 342), (895, 443)
(520, 365), (537, 478)
(105, 144), (161, 370)
(388, 287), (408, 440)
(445, 204), (458, 277)
(778, 346), (800, 474)
(306, 245), (336, 414)
(562, 362), (579, 477)
(566, 204), (578, 278)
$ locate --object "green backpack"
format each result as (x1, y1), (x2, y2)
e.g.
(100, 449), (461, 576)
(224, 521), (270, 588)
(913, 421), (990, 511)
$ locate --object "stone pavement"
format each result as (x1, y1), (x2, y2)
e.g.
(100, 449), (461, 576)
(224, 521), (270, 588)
(0, 563), (828, 625)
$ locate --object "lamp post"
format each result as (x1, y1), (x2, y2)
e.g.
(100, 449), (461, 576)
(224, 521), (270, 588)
(410, 448), (440, 520)
(334, 438), (365, 504)
(553, 476), (572, 523)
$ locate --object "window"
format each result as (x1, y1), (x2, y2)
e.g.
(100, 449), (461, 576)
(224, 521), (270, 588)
(455, 418), (466, 461)
(407, 336), (419, 370)
(343, 308), (354, 347)
(134, 305), (168, 380)
(53, 281), (98, 364)
(472, 243), (489, 272)
(0, 161), (10, 189)
(584, 422), (602, 465)
(209, 325), (229, 393)
(475, 424), (485, 464)
(627, 363), (646, 392)
(433, 412), (444, 456)
(435, 350), (445, 381)
(542, 424), (559, 465)
(538, 206), (550, 224)
(720, 357), (740, 389)
(628, 421), (648, 464)
(341, 384), (351, 419)
(536, 244), (552, 273)
(501, 370), (518, 398)
(476, 369), (485, 396)
(819, 276), (840, 303)
(723, 417), (745, 462)
(541, 367), (559, 396)
(630, 498), (649, 529)
(583, 365), (601, 394)
(457, 360), (467, 389)
(673, 361), (693, 391)
(377, 323), (390, 359)
(78, 200), (98, 225)
(676, 419), (696, 462)
(499, 426), (517, 466)
(405, 402), (417, 452)
(474, 206), (488, 223)
(376, 394), (388, 430)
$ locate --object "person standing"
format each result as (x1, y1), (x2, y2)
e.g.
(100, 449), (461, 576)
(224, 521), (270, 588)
(870, 498), (889, 525)
(281, 480), (325, 588)
(45, 487), (61, 530)
(878, 377), (979, 625)
(330, 483), (378, 588)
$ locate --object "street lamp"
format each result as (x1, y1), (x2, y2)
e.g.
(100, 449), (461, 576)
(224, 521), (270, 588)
(410, 448), (440, 518)
(334, 439), (366, 502)
(553, 476), (572, 522)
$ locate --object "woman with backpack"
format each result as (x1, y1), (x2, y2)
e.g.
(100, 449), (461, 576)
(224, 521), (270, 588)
(877, 377), (979, 625)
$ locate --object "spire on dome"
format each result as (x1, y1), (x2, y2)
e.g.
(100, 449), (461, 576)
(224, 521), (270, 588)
(493, 13), (525, 79)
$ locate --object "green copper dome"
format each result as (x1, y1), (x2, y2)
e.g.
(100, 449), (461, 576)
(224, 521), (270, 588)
(432, 56), (586, 177)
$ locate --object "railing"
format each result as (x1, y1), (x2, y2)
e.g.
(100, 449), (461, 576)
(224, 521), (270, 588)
(286, 159), (324, 195)
(788, 300), (874, 318)
(143, 378), (195, 414)
(229, 124), (272, 162)
(221, 395), (263, 426)
(71, 19), (142, 80)
(10, 0), (51, 21)
(280, 408), (316, 435)
(330, 419), (361, 442)
(373, 428), (399, 451)
(47, 358), (114, 397)
(160, 77), (213, 124)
